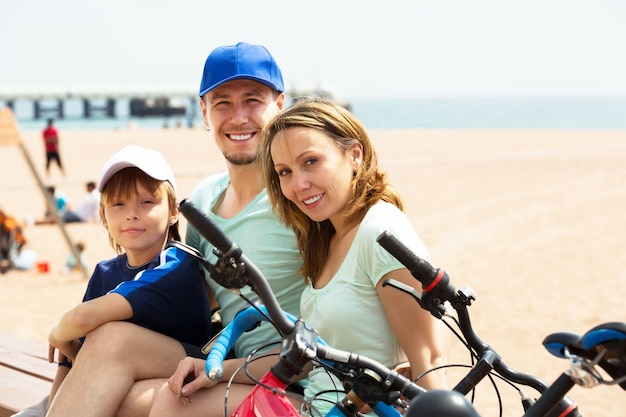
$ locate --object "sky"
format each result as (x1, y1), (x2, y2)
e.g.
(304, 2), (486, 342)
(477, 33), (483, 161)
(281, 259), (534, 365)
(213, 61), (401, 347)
(1, 0), (626, 100)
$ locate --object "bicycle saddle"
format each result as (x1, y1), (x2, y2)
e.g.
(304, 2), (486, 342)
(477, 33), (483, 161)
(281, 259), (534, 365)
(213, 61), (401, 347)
(542, 331), (583, 359)
(543, 322), (626, 390)
(579, 322), (626, 390)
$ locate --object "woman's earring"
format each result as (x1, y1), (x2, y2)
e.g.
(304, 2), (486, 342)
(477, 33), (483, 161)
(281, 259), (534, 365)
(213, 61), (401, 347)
(204, 125), (211, 131)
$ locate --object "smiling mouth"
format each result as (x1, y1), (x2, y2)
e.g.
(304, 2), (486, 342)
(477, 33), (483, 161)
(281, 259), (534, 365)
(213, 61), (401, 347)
(228, 133), (253, 141)
(303, 194), (323, 205)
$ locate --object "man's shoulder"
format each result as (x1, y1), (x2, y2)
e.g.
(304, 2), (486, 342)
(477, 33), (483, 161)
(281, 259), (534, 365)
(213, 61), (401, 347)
(197, 171), (229, 187)
(189, 171), (229, 201)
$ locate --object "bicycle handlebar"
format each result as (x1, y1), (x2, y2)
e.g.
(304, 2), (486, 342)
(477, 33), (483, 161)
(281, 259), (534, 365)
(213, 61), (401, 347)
(205, 305), (303, 380)
(206, 305), (426, 401)
(180, 199), (295, 335)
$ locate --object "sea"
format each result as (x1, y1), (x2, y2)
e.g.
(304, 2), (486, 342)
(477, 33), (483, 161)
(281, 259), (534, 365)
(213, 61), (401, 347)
(8, 96), (626, 131)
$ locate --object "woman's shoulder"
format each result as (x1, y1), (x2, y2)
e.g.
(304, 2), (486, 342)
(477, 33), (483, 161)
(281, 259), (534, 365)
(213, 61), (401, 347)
(357, 201), (428, 257)
(360, 201), (408, 233)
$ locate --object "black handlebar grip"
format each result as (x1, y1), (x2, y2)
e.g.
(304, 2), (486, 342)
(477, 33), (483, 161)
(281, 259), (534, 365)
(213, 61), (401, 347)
(376, 231), (438, 288)
(179, 199), (237, 256)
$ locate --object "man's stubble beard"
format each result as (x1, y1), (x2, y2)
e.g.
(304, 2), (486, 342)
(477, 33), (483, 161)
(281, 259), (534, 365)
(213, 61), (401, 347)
(223, 151), (258, 166)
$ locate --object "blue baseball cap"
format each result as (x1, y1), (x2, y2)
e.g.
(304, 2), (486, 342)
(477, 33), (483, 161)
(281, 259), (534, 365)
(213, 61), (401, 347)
(199, 42), (284, 97)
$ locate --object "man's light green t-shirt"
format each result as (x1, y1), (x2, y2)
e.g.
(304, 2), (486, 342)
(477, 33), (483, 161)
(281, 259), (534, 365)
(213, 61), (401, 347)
(186, 172), (305, 358)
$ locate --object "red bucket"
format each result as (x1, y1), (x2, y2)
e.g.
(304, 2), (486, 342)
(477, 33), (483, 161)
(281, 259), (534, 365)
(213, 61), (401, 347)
(36, 261), (49, 273)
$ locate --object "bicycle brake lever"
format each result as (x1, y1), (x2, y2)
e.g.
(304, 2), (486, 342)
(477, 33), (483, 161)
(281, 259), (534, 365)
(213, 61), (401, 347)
(163, 240), (253, 291)
(210, 248), (256, 291)
(383, 278), (446, 319)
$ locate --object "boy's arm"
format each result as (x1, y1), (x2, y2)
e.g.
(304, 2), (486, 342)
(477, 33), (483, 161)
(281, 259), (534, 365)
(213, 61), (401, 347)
(49, 293), (132, 353)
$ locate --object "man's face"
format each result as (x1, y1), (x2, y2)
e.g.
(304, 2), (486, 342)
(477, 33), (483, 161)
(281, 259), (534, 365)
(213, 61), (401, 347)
(200, 79), (285, 166)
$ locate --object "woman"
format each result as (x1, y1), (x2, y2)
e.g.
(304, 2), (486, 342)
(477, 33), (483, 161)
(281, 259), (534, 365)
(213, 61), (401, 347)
(260, 98), (447, 415)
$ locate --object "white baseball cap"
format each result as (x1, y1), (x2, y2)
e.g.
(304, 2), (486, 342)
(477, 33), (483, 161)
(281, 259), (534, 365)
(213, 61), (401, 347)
(98, 145), (176, 193)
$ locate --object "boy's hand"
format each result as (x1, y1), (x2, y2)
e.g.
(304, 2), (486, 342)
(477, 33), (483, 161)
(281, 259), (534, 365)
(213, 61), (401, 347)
(168, 357), (217, 406)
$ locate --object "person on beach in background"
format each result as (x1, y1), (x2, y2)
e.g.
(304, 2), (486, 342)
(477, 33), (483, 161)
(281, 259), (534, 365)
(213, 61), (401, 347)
(0, 208), (28, 273)
(42, 118), (65, 177)
(34, 185), (68, 225)
(61, 241), (90, 275)
(61, 181), (101, 223)
(42, 42), (305, 417)
(258, 98), (447, 415)
(37, 145), (213, 417)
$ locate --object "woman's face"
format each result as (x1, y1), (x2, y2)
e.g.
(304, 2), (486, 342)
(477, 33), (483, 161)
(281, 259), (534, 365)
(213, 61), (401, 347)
(271, 127), (361, 227)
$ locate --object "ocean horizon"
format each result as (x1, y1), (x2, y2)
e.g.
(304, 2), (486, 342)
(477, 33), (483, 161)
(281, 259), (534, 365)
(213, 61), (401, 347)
(6, 96), (626, 131)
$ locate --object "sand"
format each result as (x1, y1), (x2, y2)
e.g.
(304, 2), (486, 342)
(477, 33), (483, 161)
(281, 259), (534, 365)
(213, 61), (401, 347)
(1, 125), (625, 415)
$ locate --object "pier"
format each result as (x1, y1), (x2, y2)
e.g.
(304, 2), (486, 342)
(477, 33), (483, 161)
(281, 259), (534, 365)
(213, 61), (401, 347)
(0, 83), (351, 121)
(0, 85), (198, 120)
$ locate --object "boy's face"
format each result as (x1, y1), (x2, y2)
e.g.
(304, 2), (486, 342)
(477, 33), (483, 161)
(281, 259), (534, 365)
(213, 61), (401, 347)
(200, 79), (284, 166)
(103, 181), (176, 266)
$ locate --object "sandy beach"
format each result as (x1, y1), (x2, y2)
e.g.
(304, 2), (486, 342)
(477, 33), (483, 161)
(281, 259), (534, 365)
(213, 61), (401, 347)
(1, 125), (625, 415)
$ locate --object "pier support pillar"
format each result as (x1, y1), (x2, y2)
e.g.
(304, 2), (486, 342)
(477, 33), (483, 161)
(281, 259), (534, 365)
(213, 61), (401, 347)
(82, 98), (117, 118)
(106, 99), (115, 117)
(82, 99), (90, 118)
(33, 99), (64, 119)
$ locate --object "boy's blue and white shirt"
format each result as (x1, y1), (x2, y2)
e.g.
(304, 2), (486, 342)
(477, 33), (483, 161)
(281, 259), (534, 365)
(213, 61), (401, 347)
(84, 243), (213, 348)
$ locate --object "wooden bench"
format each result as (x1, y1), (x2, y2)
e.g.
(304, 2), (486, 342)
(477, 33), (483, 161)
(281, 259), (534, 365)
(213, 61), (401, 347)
(0, 332), (55, 417)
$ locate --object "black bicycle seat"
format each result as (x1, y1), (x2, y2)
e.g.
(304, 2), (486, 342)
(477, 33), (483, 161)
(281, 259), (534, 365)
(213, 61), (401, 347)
(542, 331), (583, 359)
(579, 322), (626, 390)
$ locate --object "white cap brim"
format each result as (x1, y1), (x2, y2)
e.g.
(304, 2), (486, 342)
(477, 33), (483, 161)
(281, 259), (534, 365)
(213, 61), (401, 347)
(98, 145), (177, 193)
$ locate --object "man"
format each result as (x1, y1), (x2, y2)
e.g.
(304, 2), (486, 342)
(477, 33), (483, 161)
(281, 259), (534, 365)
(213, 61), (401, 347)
(42, 118), (65, 178)
(61, 181), (100, 223)
(45, 42), (304, 417)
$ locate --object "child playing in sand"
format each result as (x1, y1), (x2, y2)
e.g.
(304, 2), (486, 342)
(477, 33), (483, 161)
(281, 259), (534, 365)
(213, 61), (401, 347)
(17, 145), (214, 416)
(60, 242), (90, 275)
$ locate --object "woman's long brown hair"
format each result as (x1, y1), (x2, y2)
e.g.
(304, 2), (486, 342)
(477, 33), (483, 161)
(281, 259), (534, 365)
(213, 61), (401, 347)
(260, 99), (403, 284)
